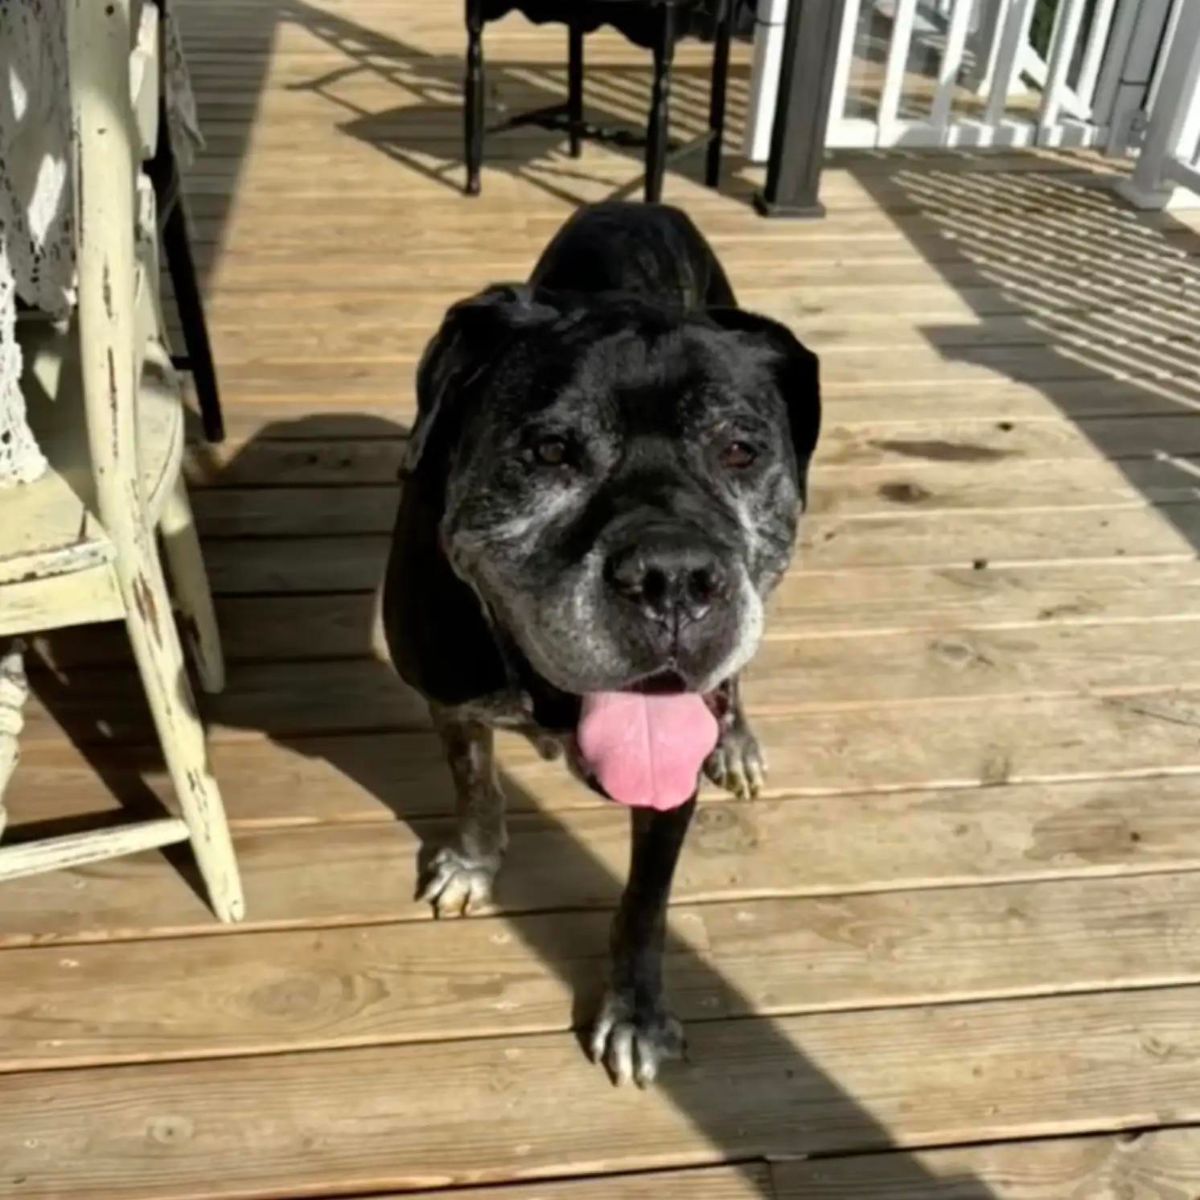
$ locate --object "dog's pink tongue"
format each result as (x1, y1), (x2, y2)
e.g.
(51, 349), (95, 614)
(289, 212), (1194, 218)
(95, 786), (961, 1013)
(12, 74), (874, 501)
(578, 691), (718, 811)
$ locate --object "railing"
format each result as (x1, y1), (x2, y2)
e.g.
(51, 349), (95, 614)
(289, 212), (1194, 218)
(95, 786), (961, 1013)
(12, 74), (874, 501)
(745, 0), (1179, 157)
(1118, 0), (1200, 209)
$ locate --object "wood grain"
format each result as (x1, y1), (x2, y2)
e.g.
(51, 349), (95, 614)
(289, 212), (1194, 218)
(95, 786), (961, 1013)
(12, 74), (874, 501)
(179, 501), (1200, 595)
(771, 1127), (1200, 1198)
(5, 772), (1200, 946)
(181, 415), (1200, 486)
(359, 1166), (773, 1200)
(30, 558), (1200, 667)
(184, 458), (1200, 538)
(5, 871), (1200, 1071)
(12, 686), (1200, 829)
(21, 615), (1200, 748)
(6, 987), (1200, 1198)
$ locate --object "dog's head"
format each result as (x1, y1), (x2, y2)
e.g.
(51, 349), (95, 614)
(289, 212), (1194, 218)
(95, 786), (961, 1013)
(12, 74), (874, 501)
(404, 284), (820, 707)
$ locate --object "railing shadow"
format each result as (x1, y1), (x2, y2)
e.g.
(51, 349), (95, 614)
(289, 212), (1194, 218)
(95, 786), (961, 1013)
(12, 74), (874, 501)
(848, 156), (1200, 558)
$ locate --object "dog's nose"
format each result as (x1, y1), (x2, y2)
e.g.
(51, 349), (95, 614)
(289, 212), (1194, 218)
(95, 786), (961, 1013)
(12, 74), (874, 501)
(605, 535), (729, 626)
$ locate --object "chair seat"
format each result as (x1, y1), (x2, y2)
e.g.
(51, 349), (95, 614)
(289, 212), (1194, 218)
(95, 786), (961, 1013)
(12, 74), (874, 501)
(481, 0), (722, 46)
(0, 318), (184, 601)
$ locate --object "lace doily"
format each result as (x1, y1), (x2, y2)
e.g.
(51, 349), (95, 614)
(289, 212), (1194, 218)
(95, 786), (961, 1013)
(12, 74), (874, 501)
(0, 0), (203, 488)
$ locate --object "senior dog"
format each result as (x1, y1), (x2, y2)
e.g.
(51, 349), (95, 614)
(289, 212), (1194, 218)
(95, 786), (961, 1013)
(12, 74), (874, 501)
(384, 200), (820, 1086)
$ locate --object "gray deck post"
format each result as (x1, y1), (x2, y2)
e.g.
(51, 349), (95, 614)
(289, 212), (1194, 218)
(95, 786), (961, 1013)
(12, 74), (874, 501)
(754, 0), (849, 218)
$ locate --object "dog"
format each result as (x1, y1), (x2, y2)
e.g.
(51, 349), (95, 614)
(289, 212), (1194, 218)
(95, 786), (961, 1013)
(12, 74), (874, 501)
(383, 200), (821, 1087)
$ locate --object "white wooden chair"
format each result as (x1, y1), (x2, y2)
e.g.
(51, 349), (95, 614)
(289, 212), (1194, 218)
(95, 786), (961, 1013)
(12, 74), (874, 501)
(0, 0), (244, 921)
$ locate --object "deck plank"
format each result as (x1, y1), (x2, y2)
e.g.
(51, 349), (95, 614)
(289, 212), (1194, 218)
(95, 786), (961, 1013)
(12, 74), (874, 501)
(5, 987), (1200, 1198)
(6, 773), (1200, 946)
(154, 505), (1200, 594)
(13, 687), (1200, 826)
(32, 559), (1200, 667)
(771, 1127), (1200, 1198)
(201, 373), (1200, 435)
(4, 871), (1200, 1071)
(182, 459), (1200, 538)
(180, 415), (1200, 485)
(22, 615), (1200, 747)
(363, 1165), (775, 1200)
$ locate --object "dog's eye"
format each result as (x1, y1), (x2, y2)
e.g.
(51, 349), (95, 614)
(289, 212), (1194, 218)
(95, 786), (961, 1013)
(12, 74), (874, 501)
(720, 440), (758, 470)
(534, 436), (569, 466)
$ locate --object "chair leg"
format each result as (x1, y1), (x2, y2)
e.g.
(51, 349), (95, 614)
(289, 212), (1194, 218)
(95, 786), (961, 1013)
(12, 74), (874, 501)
(122, 542), (243, 922)
(568, 23), (584, 158)
(0, 641), (30, 843)
(162, 199), (224, 444)
(160, 473), (225, 695)
(644, 5), (677, 203)
(465, 0), (485, 195)
(706, 0), (733, 188)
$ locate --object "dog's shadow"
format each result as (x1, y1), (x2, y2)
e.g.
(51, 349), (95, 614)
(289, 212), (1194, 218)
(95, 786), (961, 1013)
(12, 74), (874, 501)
(23, 411), (994, 1196)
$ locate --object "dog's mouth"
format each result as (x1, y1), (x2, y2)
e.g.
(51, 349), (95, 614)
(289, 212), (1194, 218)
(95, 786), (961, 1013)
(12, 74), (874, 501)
(629, 668), (689, 695)
(576, 669), (721, 813)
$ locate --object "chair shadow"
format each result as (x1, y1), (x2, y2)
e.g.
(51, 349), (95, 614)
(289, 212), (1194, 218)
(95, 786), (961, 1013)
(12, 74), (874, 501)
(281, 0), (753, 206)
(848, 157), (1200, 557)
(18, 405), (995, 1194)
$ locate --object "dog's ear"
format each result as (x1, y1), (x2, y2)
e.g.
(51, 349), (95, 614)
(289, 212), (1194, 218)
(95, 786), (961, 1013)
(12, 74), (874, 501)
(384, 286), (561, 709)
(705, 308), (822, 474)
(404, 284), (560, 478)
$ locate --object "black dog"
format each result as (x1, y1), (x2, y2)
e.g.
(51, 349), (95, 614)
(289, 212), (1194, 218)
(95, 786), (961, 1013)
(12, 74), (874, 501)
(383, 201), (820, 1086)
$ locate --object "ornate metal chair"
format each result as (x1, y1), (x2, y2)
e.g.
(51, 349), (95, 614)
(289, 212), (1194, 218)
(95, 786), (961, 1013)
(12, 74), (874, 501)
(465, 0), (734, 201)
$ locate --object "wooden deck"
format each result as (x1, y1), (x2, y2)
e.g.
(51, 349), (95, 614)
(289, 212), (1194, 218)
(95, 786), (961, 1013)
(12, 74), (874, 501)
(6, 0), (1200, 1195)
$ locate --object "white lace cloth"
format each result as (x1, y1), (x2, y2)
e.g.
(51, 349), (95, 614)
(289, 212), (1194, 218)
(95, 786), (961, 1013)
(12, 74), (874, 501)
(0, 0), (202, 487)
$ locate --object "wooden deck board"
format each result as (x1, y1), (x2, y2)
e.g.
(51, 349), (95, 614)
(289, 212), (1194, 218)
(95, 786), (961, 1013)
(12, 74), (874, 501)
(7, 987), (1200, 1198)
(365, 1166), (776, 1200)
(13, 687), (1200, 834)
(145, 505), (1200, 597)
(21, 614), (1200, 752)
(8, 773), (1200, 948)
(177, 462), (1200, 535)
(179, 415), (1200, 480)
(772, 1128), (1200, 1198)
(199, 378), (1200, 441)
(30, 559), (1200, 667)
(6, 871), (1200, 1071)
(3, 0), (1200, 1192)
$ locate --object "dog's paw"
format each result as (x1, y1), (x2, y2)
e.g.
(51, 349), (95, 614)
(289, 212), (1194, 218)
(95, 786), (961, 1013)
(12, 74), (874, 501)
(589, 990), (686, 1088)
(704, 727), (766, 800)
(419, 847), (498, 918)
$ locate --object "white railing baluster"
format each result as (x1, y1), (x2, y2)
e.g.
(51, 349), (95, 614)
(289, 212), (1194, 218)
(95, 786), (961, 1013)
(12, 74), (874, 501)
(1039, 0), (1089, 130)
(827, 0), (864, 133)
(743, 0), (790, 161)
(878, 0), (919, 141)
(1167, 61), (1200, 192)
(750, 0), (1151, 159)
(1118, 0), (1200, 208)
(1075, 0), (1119, 111)
(967, 0), (1009, 95)
(984, 0), (1035, 125)
(930, 0), (975, 131)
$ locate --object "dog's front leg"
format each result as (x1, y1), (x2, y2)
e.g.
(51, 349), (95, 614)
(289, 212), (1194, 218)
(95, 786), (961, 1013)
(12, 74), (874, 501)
(704, 675), (766, 799)
(420, 706), (507, 917)
(592, 797), (695, 1087)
